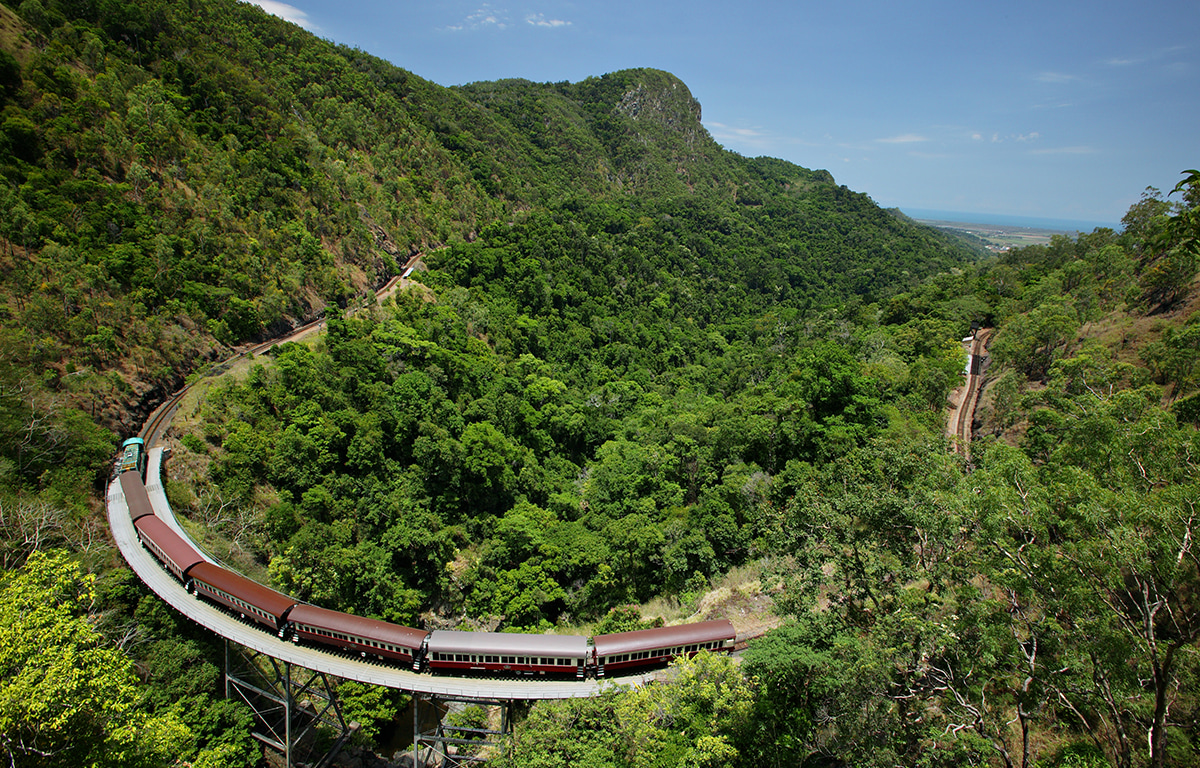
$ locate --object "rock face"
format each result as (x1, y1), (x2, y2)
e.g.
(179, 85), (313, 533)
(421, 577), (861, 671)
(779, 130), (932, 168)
(613, 71), (710, 154)
(600, 69), (722, 192)
(615, 76), (703, 132)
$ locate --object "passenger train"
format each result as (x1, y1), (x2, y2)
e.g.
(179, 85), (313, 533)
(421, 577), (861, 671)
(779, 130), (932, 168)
(120, 470), (735, 679)
(114, 437), (147, 478)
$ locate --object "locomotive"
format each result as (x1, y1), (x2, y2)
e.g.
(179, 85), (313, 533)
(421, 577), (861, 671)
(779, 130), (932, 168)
(120, 471), (735, 679)
(114, 437), (147, 479)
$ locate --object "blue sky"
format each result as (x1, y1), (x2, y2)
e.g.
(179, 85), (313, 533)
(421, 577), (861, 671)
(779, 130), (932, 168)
(249, 0), (1199, 227)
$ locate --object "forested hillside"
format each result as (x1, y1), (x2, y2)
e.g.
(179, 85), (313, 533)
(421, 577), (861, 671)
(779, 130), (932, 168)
(2, 0), (1199, 765)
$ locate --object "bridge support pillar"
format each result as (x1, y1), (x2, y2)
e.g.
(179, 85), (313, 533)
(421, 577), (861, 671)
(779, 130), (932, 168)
(224, 639), (358, 768)
(412, 693), (514, 767)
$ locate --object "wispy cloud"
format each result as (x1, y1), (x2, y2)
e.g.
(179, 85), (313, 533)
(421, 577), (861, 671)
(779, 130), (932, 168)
(1030, 146), (1097, 155)
(876, 133), (928, 144)
(704, 122), (826, 155)
(990, 131), (1041, 144)
(446, 4), (510, 31)
(246, 0), (318, 31)
(526, 13), (571, 28)
(706, 122), (768, 139)
(1107, 45), (1188, 67)
(1035, 71), (1080, 84)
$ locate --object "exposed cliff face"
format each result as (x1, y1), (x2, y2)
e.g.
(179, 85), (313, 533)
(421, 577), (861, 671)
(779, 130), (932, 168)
(614, 76), (703, 133)
(599, 69), (725, 193)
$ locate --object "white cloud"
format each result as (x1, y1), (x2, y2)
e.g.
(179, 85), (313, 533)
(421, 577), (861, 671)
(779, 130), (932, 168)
(447, 5), (510, 31)
(989, 131), (1040, 144)
(876, 133), (928, 144)
(706, 122), (767, 139)
(245, 0), (317, 31)
(526, 13), (571, 28)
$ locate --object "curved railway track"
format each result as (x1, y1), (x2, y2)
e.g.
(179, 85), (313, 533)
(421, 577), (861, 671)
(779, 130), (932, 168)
(112, 270), (725, 698)
(141, 272), (409, 446)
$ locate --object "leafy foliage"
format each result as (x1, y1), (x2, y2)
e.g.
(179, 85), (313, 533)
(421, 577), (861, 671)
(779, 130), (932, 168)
(0, 550), (253, 767)
(3, 0), (1200, 764)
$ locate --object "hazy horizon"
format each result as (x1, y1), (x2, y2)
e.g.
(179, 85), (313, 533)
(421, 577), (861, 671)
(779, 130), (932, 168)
(901, 207), (1121, 234)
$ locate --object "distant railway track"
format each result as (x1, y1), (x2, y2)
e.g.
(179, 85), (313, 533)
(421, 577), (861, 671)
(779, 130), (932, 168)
(953, 328), (991, 459)
(139, 273), (411, 448)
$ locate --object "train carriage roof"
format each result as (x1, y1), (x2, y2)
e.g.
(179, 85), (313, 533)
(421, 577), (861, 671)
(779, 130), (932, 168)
(287, 603), (428, 650)
(188, 562), (298, 621)
(592, 619), (736, 657)
(120, 471), (156, 522)
(427, 630), (587, 658)
(133, 515), (205, 574)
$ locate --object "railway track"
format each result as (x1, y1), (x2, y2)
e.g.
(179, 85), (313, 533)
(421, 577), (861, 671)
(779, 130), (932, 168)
(116, 263), (696, 699)
(140, 271), (413, 448)
(953, 328), (990, 459)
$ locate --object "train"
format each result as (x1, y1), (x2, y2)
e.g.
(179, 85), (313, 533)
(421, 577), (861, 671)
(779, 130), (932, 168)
(114, 437), (147, 478)
(119, 471), (735, 679)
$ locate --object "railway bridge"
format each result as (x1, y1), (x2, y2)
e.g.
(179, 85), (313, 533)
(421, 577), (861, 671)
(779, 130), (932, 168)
(108, 279), (720, 766)
(109, 448), (653, 767)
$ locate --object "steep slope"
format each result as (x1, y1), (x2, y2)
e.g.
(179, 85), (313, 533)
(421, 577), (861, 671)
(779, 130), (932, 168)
(0, 0), (976, 498)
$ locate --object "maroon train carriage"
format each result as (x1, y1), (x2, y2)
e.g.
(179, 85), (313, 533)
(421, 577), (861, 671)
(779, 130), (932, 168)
(120, 470), (157, 524)
(133, 514), (205, 582)
(425, 630), (589, 678)
(592, 619), (736, 677)
(287, 603), (428, 668)
(188, 561), (298, 636)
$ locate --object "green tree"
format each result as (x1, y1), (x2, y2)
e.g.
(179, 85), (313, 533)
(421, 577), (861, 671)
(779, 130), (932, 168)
(0, 551), (191, 767)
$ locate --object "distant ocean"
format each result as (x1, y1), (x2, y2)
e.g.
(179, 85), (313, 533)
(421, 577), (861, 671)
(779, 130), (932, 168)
(901, 208), (1120, 234)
